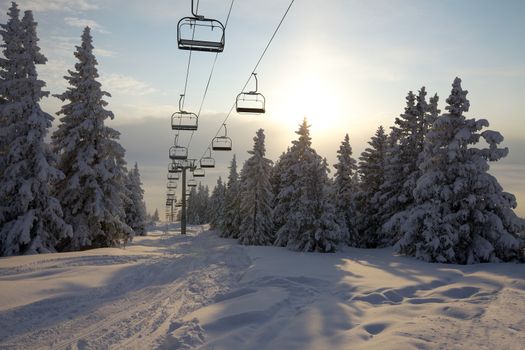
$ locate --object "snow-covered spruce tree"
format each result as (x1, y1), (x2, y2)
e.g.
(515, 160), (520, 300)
(377, 88), (441, 246)
(125, 162), (147, 236)
(186, 186), (198, 224)
(152, 208), (160, 222)
(333, 133), (358, 245)
(395, 77), (525, 263)
(0, 7), (72, 256)
(221, 155), (241, 238)
(0, 3), (25, 175)
(52, 27), (131, 250)
(275, 119), (347, 252)
(272, 149), (295, 245)
(238, 129), (274, 246)
(354, 125), (388, 248)
(209, 176), (226, 231)
(186, 183), (209, 225)
(270, 150), (287, 201)
(0, 2), (24, 194)
(198, 184), (210, 224)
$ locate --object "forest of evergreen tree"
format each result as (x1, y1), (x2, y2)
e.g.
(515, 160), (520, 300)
(0, 3), (148, 256)
(188, 82), (525, 263)
(1, 2), (524, 264)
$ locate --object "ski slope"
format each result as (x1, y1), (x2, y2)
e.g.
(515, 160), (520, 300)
(0, 224), (524, 349)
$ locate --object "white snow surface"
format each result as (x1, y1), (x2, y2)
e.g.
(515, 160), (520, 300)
(0, 224), (524, 349)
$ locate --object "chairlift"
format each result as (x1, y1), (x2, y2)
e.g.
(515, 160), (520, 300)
(177, 0), (225, 53)
(168, 172), (179, 180)
(169, 135), (188, 160)
(212, 123), (232, 151)
(187, 178), (197, 187)
(172, 95), (198, 131)
(193, 167), (205, 177)
(180, 158), (196, 169)
(200, 148), (215, 168)
(168, 162), (182, 173)
(236, 73), (265, 114)
(169, 145), (188, 160)
(167, 181), (177, 189)
(166, 199), (173, 206)
(167, 189), (176, 196)
(175, 202), (182, 208)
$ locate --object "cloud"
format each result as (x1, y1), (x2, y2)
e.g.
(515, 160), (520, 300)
(64, 16), (108, 33)
(40, 35), (115, 59)
(17, 0), (98, 12)
(94, 48), (115, 57)
(99, 74), (158, 97)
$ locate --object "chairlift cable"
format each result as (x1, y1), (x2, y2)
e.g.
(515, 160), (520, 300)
(186, 0), (236, 149)
(174, 0), (200, 142)
(195, 0), (295, 163)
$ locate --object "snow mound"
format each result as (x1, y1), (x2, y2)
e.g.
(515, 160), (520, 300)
(0, 228), (524, 349)
(160, 318), (205, 350)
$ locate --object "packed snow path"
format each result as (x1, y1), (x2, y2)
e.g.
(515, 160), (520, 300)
(0, 225), (250, 349)
(0, 225), (524, 349)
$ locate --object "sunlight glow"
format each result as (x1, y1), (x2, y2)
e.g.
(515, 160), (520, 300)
(270, 68), (343, 135)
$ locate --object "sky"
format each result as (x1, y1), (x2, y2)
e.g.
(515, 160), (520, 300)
(1, 0), (524, 217)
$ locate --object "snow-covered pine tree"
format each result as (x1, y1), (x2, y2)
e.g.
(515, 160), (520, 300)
(270, 150), (287, 201)
(0, 3), (24, 175)
(186, 182), (209, 225)
(354, 125), (388, 248)
(198, 184), (210, 224)
(275, 119), (347, 252)
(52, 27), (131, 250)
(333, 133), (358, 245)
(0, 2), (23, 196)
(125, 162), (147, 236)
(238, 129), (274, 246)
(272, 149), (296, 246)
(186, 186), (198, 224)
(152, 208), (160, 223)
(0, 7), (72, 256)
(221, 155), (241, 238)
(395, 77), (525, 263)
(209, 176), (226, 231)
(377, 88), (441, 246)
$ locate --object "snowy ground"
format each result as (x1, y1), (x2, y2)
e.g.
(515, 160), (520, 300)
(0, 225), (524, 350)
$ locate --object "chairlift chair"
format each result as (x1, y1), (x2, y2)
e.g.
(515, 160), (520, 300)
(168, 162), (181, 173)
(193, 167), (205, 177)
(236, 73), (265, 114)
(187, 179), (197, 187)
(167, 189), (176, 196)
(177, 0), (225, 53)
(200, 148), (215, 168)
(167, 181), (177, 189)
(212, 123), (232, 151)
(169, 145), (188, 160)
(168, 172), (179, 180)
(172, 95), (198, 131)
(169, 135), (188, 160)
(179, 158), (196, 169)
(175, 202), (182, 208)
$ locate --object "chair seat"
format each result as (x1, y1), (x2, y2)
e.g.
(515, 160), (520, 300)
(236, 106), (265, 114)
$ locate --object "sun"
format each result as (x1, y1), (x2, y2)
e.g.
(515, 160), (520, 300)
(271, 74), (342, 135)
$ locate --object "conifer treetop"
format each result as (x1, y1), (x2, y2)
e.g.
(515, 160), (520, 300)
(445, 77), (470, 116)
(293, 118), (312, 149)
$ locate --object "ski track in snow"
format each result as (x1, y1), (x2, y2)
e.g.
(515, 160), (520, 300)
(0, 225), (524, 349)
(0, 225), (250, 349)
